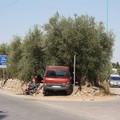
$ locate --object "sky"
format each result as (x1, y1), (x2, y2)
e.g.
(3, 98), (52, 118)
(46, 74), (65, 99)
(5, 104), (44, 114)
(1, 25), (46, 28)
(0, 0), (120, 63)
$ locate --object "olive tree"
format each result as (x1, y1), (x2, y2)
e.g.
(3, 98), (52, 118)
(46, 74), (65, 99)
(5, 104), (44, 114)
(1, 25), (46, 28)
(44, 13), (115, 86)
(18, 25), (45, 82)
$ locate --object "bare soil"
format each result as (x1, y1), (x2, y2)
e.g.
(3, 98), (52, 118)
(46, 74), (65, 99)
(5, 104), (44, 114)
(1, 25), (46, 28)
(0, 79), (120, 101)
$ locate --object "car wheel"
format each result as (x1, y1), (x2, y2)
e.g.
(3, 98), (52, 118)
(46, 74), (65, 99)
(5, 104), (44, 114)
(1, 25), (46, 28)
(43, 90), (49, 96)
(66, 85), (73, 95)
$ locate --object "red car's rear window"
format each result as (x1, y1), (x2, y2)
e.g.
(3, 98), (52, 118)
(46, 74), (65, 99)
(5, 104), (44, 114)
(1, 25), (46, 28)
(47, 70), (67, 78)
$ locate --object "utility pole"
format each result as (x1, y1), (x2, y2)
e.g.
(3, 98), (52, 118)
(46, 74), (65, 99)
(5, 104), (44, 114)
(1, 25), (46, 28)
(106, 0), (109, 92)
(74, 54), (76, 87)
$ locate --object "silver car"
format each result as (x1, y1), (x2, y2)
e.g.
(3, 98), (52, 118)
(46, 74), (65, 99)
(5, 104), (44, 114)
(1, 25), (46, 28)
(109, 76), (120, 87)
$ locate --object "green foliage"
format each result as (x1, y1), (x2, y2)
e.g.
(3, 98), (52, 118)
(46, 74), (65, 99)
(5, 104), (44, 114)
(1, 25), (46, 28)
(112, 62), (120, 68)
(118, 68), (120, 75)
(18, 25), (45, 82)
(7, 36), (22, 78)
(44, 13), (115, 86)
(112, 62), (120, 75)
(0, 43), (8, 54)
(0, 13), (115, 87)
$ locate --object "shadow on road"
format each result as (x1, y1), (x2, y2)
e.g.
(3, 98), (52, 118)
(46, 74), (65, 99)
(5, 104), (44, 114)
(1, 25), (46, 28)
(46, 91), (73, 96)
(0, 111), (7, 120)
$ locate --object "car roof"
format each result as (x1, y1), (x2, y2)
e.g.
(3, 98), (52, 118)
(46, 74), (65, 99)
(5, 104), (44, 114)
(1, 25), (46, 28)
(46, 66), (69, 70)
(110, 74), (120, 77)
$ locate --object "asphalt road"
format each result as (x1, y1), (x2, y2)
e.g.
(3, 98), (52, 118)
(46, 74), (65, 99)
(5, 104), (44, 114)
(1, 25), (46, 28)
(0, 90), (120, 120)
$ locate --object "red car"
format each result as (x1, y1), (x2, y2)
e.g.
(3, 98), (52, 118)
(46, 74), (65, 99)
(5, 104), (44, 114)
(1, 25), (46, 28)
(43, 66), (73, 96)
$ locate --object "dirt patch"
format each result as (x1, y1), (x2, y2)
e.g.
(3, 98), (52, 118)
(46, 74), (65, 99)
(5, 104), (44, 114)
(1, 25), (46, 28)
(0, 79), (120, 101)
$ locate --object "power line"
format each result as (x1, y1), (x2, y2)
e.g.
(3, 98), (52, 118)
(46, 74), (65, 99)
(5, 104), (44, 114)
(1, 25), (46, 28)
(0, 0), (18, 11)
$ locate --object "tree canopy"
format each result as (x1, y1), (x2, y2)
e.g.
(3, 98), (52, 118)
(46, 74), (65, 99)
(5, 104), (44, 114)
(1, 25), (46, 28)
(44, 13), (114, 85)
(0, 13), (115, 85)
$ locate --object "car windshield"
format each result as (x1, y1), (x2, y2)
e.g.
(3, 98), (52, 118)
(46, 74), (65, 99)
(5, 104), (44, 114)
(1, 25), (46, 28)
(47, 70), (67, 78)
(111, 77), (120, 81)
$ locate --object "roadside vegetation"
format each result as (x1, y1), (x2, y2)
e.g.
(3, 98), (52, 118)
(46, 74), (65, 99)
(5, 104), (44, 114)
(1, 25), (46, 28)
(0, 13), (116, 92)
